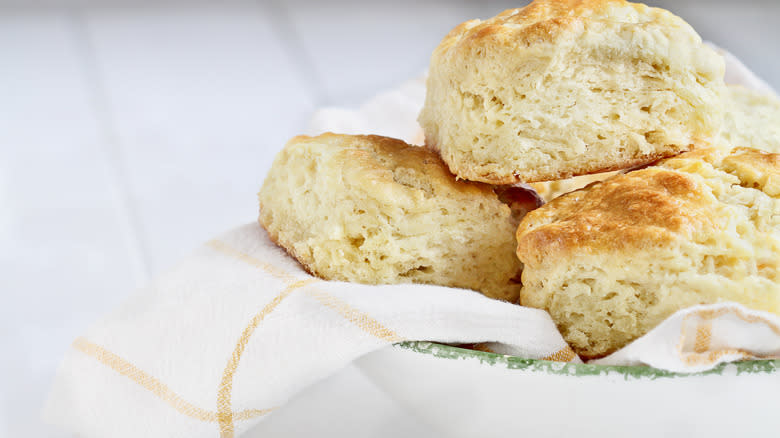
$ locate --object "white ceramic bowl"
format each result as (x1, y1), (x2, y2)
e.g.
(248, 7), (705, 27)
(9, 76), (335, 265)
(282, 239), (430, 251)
(355, 341), (780, 437)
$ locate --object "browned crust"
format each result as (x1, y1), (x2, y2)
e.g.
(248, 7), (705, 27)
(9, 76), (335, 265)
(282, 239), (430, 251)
(438, 0), (637, 54)
(515, 161), (716, 266)
(515, 146), (780, 267)
(516, 145), (780, 269)
(427, 140), (691, 185)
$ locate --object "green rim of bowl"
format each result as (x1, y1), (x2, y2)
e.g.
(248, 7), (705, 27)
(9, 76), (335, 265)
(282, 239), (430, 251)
(395, 341), (780, 379)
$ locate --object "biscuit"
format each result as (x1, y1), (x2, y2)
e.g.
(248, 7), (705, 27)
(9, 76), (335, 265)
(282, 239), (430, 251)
(259, 133), (539, 302)
(516, 147), (780, 359)
(719, 85), (780, 153)
(419, 0), (726, 184)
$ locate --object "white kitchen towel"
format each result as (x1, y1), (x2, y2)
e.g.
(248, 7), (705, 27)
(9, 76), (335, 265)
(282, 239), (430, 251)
(45, 224), (575, 438)
(46, 46), (780, 438)
(592, 303), (780, 371)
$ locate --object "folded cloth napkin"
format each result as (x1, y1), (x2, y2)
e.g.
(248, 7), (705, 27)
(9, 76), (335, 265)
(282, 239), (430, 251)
(46, 46), (780, 438)
(45, 224), (574, 438)
(593, 303), (780, 370)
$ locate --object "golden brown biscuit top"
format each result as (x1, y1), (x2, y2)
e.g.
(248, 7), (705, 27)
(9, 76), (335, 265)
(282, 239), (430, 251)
(437, 0), (674, 52)
(516, 166), (715, 265)
(517, 147), (780, 265)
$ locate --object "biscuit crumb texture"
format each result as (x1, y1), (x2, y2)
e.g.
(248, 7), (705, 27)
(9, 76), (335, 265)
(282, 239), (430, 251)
(517, 147), (780, 359)
(259, 133), (527, 302)
(420, 0), (725, 184)
(531, 86), (780, 202)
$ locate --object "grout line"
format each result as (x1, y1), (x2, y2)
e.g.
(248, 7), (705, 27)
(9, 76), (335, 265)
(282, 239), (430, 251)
(261, 0), (329, 106)
(67, 8), (152, 285)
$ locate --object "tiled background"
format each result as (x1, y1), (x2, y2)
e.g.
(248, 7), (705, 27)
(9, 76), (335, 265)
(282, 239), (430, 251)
(2, 1), (778, 436)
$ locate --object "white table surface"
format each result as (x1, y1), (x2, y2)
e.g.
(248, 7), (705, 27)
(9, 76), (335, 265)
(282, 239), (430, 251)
(1, 1), (778, 436)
